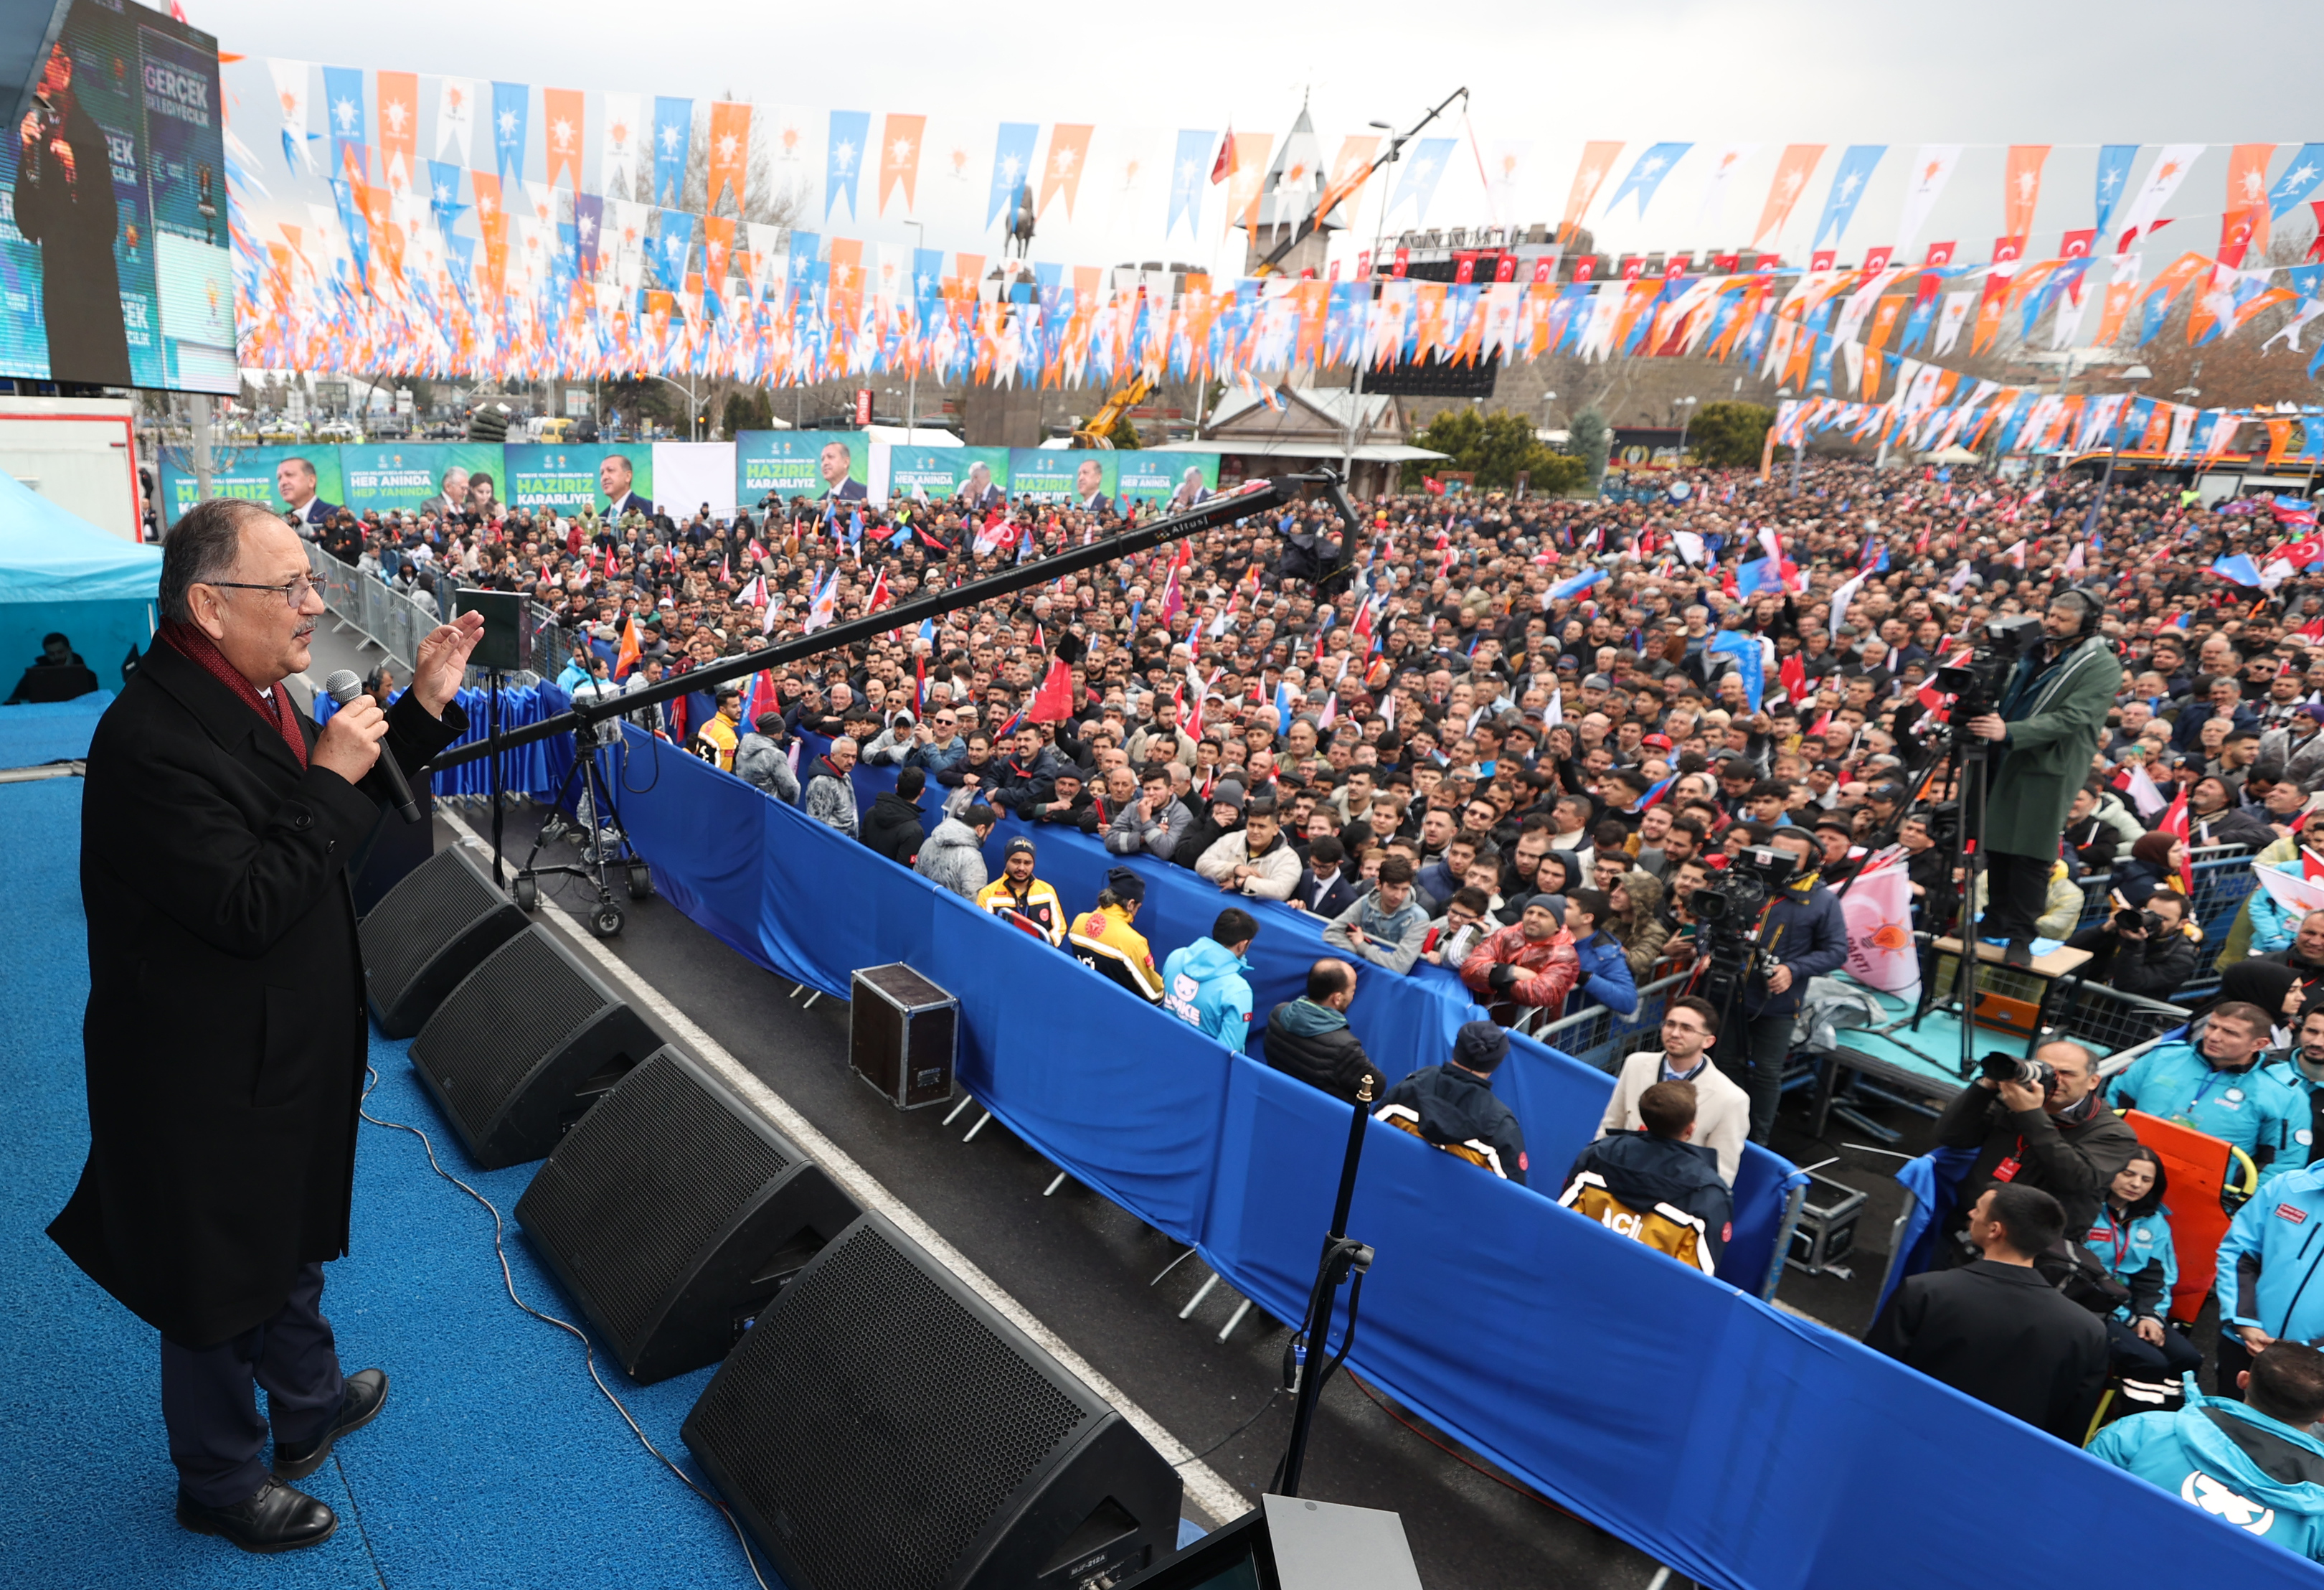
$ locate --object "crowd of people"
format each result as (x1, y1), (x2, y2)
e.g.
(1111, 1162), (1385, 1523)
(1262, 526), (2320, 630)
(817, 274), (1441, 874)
(293, 444), (2324, 1557)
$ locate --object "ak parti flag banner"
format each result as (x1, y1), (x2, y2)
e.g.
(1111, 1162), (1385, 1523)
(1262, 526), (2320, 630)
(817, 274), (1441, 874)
(1840, 856), (1920, 998)
(878, 113), (927, 214)
(1752, 144), (1826, 249)
(1560, 140), (1624, 240)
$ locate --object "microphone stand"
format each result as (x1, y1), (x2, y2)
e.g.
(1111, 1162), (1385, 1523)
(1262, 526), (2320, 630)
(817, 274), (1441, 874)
(424, 470), (1366, 776)
(1272, 1076), (1376, 1498)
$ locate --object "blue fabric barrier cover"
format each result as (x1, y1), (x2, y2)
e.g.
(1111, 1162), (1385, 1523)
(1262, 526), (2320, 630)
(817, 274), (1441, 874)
(0, 691), (113, 764)
(610, 723), (2310, 1589)
(318, 682), (575, 798)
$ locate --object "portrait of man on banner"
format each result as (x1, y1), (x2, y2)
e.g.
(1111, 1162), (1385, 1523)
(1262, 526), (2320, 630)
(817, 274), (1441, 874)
(960, 459), (1003, 512)
(1074, 456), (1107, 512)
(1171, 466), (1210, 511)
(600, 451), (653, 517)
(820, 439), (867, 502)
(428, 464), (471, 519)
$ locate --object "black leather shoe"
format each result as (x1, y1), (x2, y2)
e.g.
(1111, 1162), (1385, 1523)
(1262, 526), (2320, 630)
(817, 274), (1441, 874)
(272, 1368), (389, 1481)
(2003, 939), (2034, 969)
(176, 1476), (337, 1553)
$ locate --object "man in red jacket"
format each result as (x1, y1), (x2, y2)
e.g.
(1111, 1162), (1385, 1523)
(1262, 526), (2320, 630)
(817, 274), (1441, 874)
(1460, 898), (1580, 1027)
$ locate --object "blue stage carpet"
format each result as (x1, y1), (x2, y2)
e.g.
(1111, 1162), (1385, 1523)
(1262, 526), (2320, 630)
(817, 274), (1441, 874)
(0, 777), (767, 1588)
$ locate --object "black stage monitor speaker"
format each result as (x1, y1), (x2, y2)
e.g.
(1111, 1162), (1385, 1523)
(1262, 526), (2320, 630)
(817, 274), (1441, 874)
(684, 1211), (1182, 1590)
(455, 587), (525, 672)
(516, 1048), (863, 1383)
(410, 926), (660, 1169)
(361, 845), (527, 1037)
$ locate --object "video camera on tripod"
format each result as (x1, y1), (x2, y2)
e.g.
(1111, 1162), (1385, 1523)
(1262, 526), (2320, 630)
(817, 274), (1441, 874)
(1688, 843), (1799, 1017)
(1929, 611), (2046, 728)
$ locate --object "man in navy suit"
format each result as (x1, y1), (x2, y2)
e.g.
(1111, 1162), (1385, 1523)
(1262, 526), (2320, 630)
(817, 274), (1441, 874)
(958, 460), (1004, 512)
(1291, 834), (1356, 918)
(818, 440), (868, 502)
(597, 453), (653, 519)
(275, 458), (341, 537)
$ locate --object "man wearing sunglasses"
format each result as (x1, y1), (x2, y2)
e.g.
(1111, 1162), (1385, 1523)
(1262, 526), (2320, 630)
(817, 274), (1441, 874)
(50, 499), (481, 1553)
(1595, 995), (1750, 1185)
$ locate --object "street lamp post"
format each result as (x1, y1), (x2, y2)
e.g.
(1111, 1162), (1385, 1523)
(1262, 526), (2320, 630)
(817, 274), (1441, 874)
(1675, 395), (1697, 464)
(1343, 121), (1399, 497)
(905, 220), (925, 446)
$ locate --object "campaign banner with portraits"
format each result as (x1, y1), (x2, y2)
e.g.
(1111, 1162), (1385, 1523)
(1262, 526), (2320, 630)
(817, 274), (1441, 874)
(1009, 448), (1117, 508)
(157, 443), (346, 527)
(870, 443), (1011, 509)
(735, 430), (872, 505)
(1115, 451), (1222, 511)
(338, 442), (506, 518)
(501, 443), (656, 517)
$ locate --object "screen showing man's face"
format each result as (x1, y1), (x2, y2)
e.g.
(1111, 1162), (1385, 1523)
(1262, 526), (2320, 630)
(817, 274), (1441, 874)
(277, 459), (317, 507)
(820, 443), (852, 487)
(598, 455), (633, 502)
(1076, 460), (1103, 497)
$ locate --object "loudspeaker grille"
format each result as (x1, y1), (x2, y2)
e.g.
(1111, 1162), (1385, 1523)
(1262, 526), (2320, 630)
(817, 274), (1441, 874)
(362, 849), (501, 999)
(415, 931), (597, 1142)
(521, 1053), (790, 1349)
(691, 1223), (1088, 1590)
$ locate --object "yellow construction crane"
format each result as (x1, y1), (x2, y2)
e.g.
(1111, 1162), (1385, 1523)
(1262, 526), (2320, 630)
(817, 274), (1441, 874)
(1070, 371), (1156, 448)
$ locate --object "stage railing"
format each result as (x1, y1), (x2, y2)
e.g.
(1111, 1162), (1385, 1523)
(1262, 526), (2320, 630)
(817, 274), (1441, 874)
(599, 727), (2291, 1590)
(2067, 844), (2258, 994)
(1521, 972), (1691, 1070)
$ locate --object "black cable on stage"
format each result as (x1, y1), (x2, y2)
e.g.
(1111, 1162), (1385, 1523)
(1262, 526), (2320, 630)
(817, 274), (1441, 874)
(356, 1067), (773, 1590)
(1174, 1388), (1283, 1467)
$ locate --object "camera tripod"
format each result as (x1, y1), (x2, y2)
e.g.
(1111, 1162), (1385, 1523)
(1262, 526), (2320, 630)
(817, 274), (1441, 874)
(511, 727), (652, 938)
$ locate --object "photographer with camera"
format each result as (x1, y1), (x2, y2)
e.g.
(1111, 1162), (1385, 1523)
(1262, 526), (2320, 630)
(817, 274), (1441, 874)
(2061, 891), (2198, 998)
(1932, 1039), (2140, 1240)
(1964, 591), (2124, 968)
(1697, 826), (1848, 1144)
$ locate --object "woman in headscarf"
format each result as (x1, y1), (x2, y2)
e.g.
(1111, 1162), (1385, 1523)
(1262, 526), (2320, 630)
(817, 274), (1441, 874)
(2111, 831), (2187, 912)
(2186, 958), (2303, 1048)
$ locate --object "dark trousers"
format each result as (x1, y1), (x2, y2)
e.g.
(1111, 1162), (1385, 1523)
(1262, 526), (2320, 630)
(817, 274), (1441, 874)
(1978, 850), (2054, 944)
(1715, 1010), (1793, 1144)
(2104, 1315), (2206, 1380)
(160, 1261), (344, 1505)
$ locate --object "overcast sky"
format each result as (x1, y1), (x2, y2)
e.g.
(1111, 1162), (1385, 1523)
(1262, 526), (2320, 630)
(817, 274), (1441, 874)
(197, 0), (2313, 273)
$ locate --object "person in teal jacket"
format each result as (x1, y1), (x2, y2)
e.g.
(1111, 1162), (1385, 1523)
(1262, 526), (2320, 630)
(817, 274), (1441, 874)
(1159, 908), (1258, 1049)
(2106, 999), (2303, 1178)
(2087, 1342), (2324, 1565)
(2217, 1161), (2324, 1401)
(2086, 1148), (2203, 1380)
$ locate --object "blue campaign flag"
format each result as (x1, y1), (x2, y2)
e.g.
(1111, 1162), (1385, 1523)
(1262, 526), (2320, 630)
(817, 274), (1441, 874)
(1812, 145), (1886, 247)
(1735, 556), (1772, 596)
(1710, 630), (1765, 712)
(651, 97), (691, 204)
(1387, 138), (1457, 222)
(827, 110), (871, 220)
(849, 508), (865, 547)
(572, 192), (602, 277)
(1275, 680), (1293, 727)
(652, 210), (692, 288)
(329, 177), (371, 281)
(1546, 568), (1606, 603)
(425, 160), (466, 235)
(2212, 553), (2263, 588)
(2269, 144), (2324, 220)
(1604, 142), (1692, 218)
(2093, 144), (2140, 238)
(321, 67), (366, 177)
(918, 617), (935, 643)
(988, 123), (1039, 229)
(1169, 130), (1216, 238)
(490, 83), (528, 188)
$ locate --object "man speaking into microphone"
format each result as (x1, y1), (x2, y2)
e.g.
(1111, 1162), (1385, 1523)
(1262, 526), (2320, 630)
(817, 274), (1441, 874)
(48, 498), (481, 1551)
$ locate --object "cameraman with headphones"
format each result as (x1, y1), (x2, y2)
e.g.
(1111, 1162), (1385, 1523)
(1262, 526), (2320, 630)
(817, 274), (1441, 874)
(1965, 589), (2123, 968)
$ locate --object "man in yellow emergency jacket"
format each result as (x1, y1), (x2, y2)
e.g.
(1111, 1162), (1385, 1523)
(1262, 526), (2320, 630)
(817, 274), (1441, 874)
(977, 837), (1066, 946)
(1070, 867), (1161, 1002)
(690, 686), (742, 772)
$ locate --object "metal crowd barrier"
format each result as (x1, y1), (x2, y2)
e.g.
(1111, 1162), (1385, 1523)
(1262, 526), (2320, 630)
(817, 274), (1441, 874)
(2067, 844), (2257, 994)
(2046, 976), (2192, 1058)
(303, 543), (449, 677)
(1520, 972), (1691, 1071)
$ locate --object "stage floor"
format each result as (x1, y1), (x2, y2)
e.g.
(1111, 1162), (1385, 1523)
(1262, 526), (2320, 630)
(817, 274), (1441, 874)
(0, 776), (765, 1587)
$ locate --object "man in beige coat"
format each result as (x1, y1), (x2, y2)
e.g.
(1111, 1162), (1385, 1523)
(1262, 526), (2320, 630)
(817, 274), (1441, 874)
(1598, 994), (1750, 1185)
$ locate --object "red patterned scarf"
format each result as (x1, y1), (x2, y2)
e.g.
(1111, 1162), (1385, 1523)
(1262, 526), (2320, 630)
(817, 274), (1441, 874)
(159, 618), (308, 768)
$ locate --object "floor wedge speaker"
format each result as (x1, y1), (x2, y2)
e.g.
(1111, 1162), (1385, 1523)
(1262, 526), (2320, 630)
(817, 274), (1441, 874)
(410, 926), (658, 1169)
(516, 1048), (863, 1383)
(684, 1211), (1182, 1590)
(362, 845), (526, 1037)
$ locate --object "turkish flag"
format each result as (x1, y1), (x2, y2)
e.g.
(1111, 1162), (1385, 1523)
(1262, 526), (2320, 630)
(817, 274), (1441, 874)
(1027, 655), (1076, 723)
(2286, 536), (2324, 565)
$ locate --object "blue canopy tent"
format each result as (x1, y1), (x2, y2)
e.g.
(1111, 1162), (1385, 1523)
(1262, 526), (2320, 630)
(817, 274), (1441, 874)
(0, 469), (160, 700)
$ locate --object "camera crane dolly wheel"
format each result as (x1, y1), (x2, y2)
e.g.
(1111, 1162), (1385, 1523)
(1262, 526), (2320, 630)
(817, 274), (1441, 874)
(509, 714), (648, 940)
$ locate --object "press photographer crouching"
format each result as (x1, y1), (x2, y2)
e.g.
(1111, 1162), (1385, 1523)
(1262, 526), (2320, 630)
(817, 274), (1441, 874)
(2062, 891), (2198, 998)
(1932, 1040), (2140, 1244)
(1963, 591), (2124, 969)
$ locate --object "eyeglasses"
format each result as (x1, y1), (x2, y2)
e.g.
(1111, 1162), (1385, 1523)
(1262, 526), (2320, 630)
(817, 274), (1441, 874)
(204, 575), (322, 609)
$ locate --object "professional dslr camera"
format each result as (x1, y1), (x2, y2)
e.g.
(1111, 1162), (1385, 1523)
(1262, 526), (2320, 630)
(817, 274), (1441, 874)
(1978, 1050), (2057, 1092)
(2112, 905), (2165, 937)
(1931, 612), (2045, 725)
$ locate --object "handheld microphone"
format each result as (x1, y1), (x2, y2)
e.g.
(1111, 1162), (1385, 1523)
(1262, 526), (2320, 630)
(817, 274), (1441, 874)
(323, 669), (421, 824)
